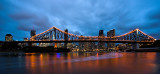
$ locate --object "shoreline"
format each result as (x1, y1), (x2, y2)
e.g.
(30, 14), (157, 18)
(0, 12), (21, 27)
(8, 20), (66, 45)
(0, 46), (160, 53)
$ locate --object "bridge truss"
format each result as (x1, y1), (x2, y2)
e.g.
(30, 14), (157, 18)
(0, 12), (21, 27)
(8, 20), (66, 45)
(30, 27), (155, 42)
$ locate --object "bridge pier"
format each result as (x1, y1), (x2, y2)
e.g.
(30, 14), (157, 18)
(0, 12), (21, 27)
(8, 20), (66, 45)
(132, 43), (139, 50)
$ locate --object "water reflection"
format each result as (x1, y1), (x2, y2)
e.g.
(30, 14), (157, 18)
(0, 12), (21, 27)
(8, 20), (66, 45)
(0, 52), (160, 74)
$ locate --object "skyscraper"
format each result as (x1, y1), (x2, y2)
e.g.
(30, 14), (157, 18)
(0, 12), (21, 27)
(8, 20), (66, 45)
(5, 34), (13, 41)
(107, 29), (116, 50)
(30, 30), (36, 46)
(98, 30), (105, 49)
(30, 30), (36, 37)
(99, 30), (104, 36)
(79, 35), (85, 51)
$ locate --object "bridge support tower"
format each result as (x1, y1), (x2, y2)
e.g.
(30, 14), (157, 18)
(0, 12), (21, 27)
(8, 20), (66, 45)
(64, 29), (68, 49)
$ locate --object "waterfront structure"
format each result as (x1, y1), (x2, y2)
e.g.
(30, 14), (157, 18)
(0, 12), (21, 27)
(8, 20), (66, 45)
(107, 29), (116, 50)
(67, 43), (74, 49)
(57, 43), (64, 48)
(89, 42), (97, 51)
(79, 42), (84, 51)
(78, 35), (85, 51)
(79, 42), (97, 51)
(84, 42), (90, 51)
(5, 34), (13, 41)
(117, 43), (132, 51)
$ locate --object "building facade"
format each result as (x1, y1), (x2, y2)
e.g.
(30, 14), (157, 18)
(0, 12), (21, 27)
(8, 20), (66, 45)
(107, 29), (116, 50)
(5, 34), (13, 41)
(30, 30), (36, 46)
(98, 30), (105, 49)
(30, 30), (36, 37)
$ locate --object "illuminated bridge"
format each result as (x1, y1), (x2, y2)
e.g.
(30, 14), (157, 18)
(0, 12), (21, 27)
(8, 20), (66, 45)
(30, 27), (156, 43)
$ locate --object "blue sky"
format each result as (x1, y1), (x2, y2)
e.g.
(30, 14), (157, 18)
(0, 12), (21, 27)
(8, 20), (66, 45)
(0, 0), (160, 40)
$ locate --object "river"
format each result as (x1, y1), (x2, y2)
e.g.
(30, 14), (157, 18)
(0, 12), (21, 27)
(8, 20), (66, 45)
(0, 52), (160, 74)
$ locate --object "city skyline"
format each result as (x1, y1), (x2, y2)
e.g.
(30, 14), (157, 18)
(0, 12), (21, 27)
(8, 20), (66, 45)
(0, 0), (160, 40)
(1, 1), (160, 74)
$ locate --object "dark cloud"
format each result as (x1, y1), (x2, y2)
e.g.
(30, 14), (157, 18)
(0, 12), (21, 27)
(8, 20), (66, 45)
(0, 0), (160, 40)
(70, 31), (81, 35)
(9, 11), (52, 32)
(33, 17), (51, 28)
(17, 24), (32, 31)
(140, 9), (160, 31)
(9, 12), (37, 20)
(147, 10), (160, 20)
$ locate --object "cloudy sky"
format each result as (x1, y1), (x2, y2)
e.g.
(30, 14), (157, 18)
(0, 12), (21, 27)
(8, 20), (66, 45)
(0, 0), (160, 40)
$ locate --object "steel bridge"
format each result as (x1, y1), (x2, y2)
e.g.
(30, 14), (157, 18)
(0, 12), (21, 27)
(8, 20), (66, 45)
(30, 27), (156, 43)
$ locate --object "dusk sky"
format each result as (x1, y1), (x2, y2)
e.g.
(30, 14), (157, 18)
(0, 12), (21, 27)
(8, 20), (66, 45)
(0, 0), (160, 40)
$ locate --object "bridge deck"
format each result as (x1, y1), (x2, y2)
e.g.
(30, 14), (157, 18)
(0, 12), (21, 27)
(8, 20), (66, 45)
(0, 40), (155, 43)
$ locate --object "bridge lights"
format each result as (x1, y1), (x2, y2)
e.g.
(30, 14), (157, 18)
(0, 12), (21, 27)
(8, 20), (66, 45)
(136, 28), (139, 31)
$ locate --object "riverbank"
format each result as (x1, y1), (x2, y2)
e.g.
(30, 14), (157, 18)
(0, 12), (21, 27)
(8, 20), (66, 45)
(0, 46), (70, 53)
(135, 49), (160, 52)
(126, 48), (160, 52)
(0, 46), (160, 53)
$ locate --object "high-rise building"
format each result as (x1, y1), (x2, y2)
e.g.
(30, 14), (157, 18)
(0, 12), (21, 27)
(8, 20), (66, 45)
(23, 38), (29, 46)
(99, 30), (104, 36)
(30, 30), (36, 46)
(30, 30), (36, 37)
(107, 29), (116, 50)
(5, 34), (13, 41)
(98, 30), (105, 49)
(84, 42), (90, 51)
(78, 35), (85, 51)
(24, 38), (28, 41)
(89, 42), (96, 51)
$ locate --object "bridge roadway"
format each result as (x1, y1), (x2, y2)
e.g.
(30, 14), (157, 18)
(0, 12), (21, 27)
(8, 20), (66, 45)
(0, 40), (155, 43)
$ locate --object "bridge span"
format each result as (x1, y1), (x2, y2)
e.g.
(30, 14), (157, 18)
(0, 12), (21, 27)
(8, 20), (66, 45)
(0, 27), (157, 50)
(0, 40), (155, 43)
(29, 27), (155, 43)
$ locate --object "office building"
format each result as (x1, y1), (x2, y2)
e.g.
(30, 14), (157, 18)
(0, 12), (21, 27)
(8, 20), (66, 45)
(98, 30), (105, 49)
(30, 30), (36, 37)
(107, 29), (116, 50)
(5, 34), (13, 41)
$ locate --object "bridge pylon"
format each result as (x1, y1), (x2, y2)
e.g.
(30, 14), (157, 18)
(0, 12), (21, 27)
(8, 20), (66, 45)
(64, 29), (68, 49)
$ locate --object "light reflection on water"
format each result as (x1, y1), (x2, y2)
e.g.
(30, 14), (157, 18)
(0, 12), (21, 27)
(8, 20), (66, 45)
(0, 52), (160, 74)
